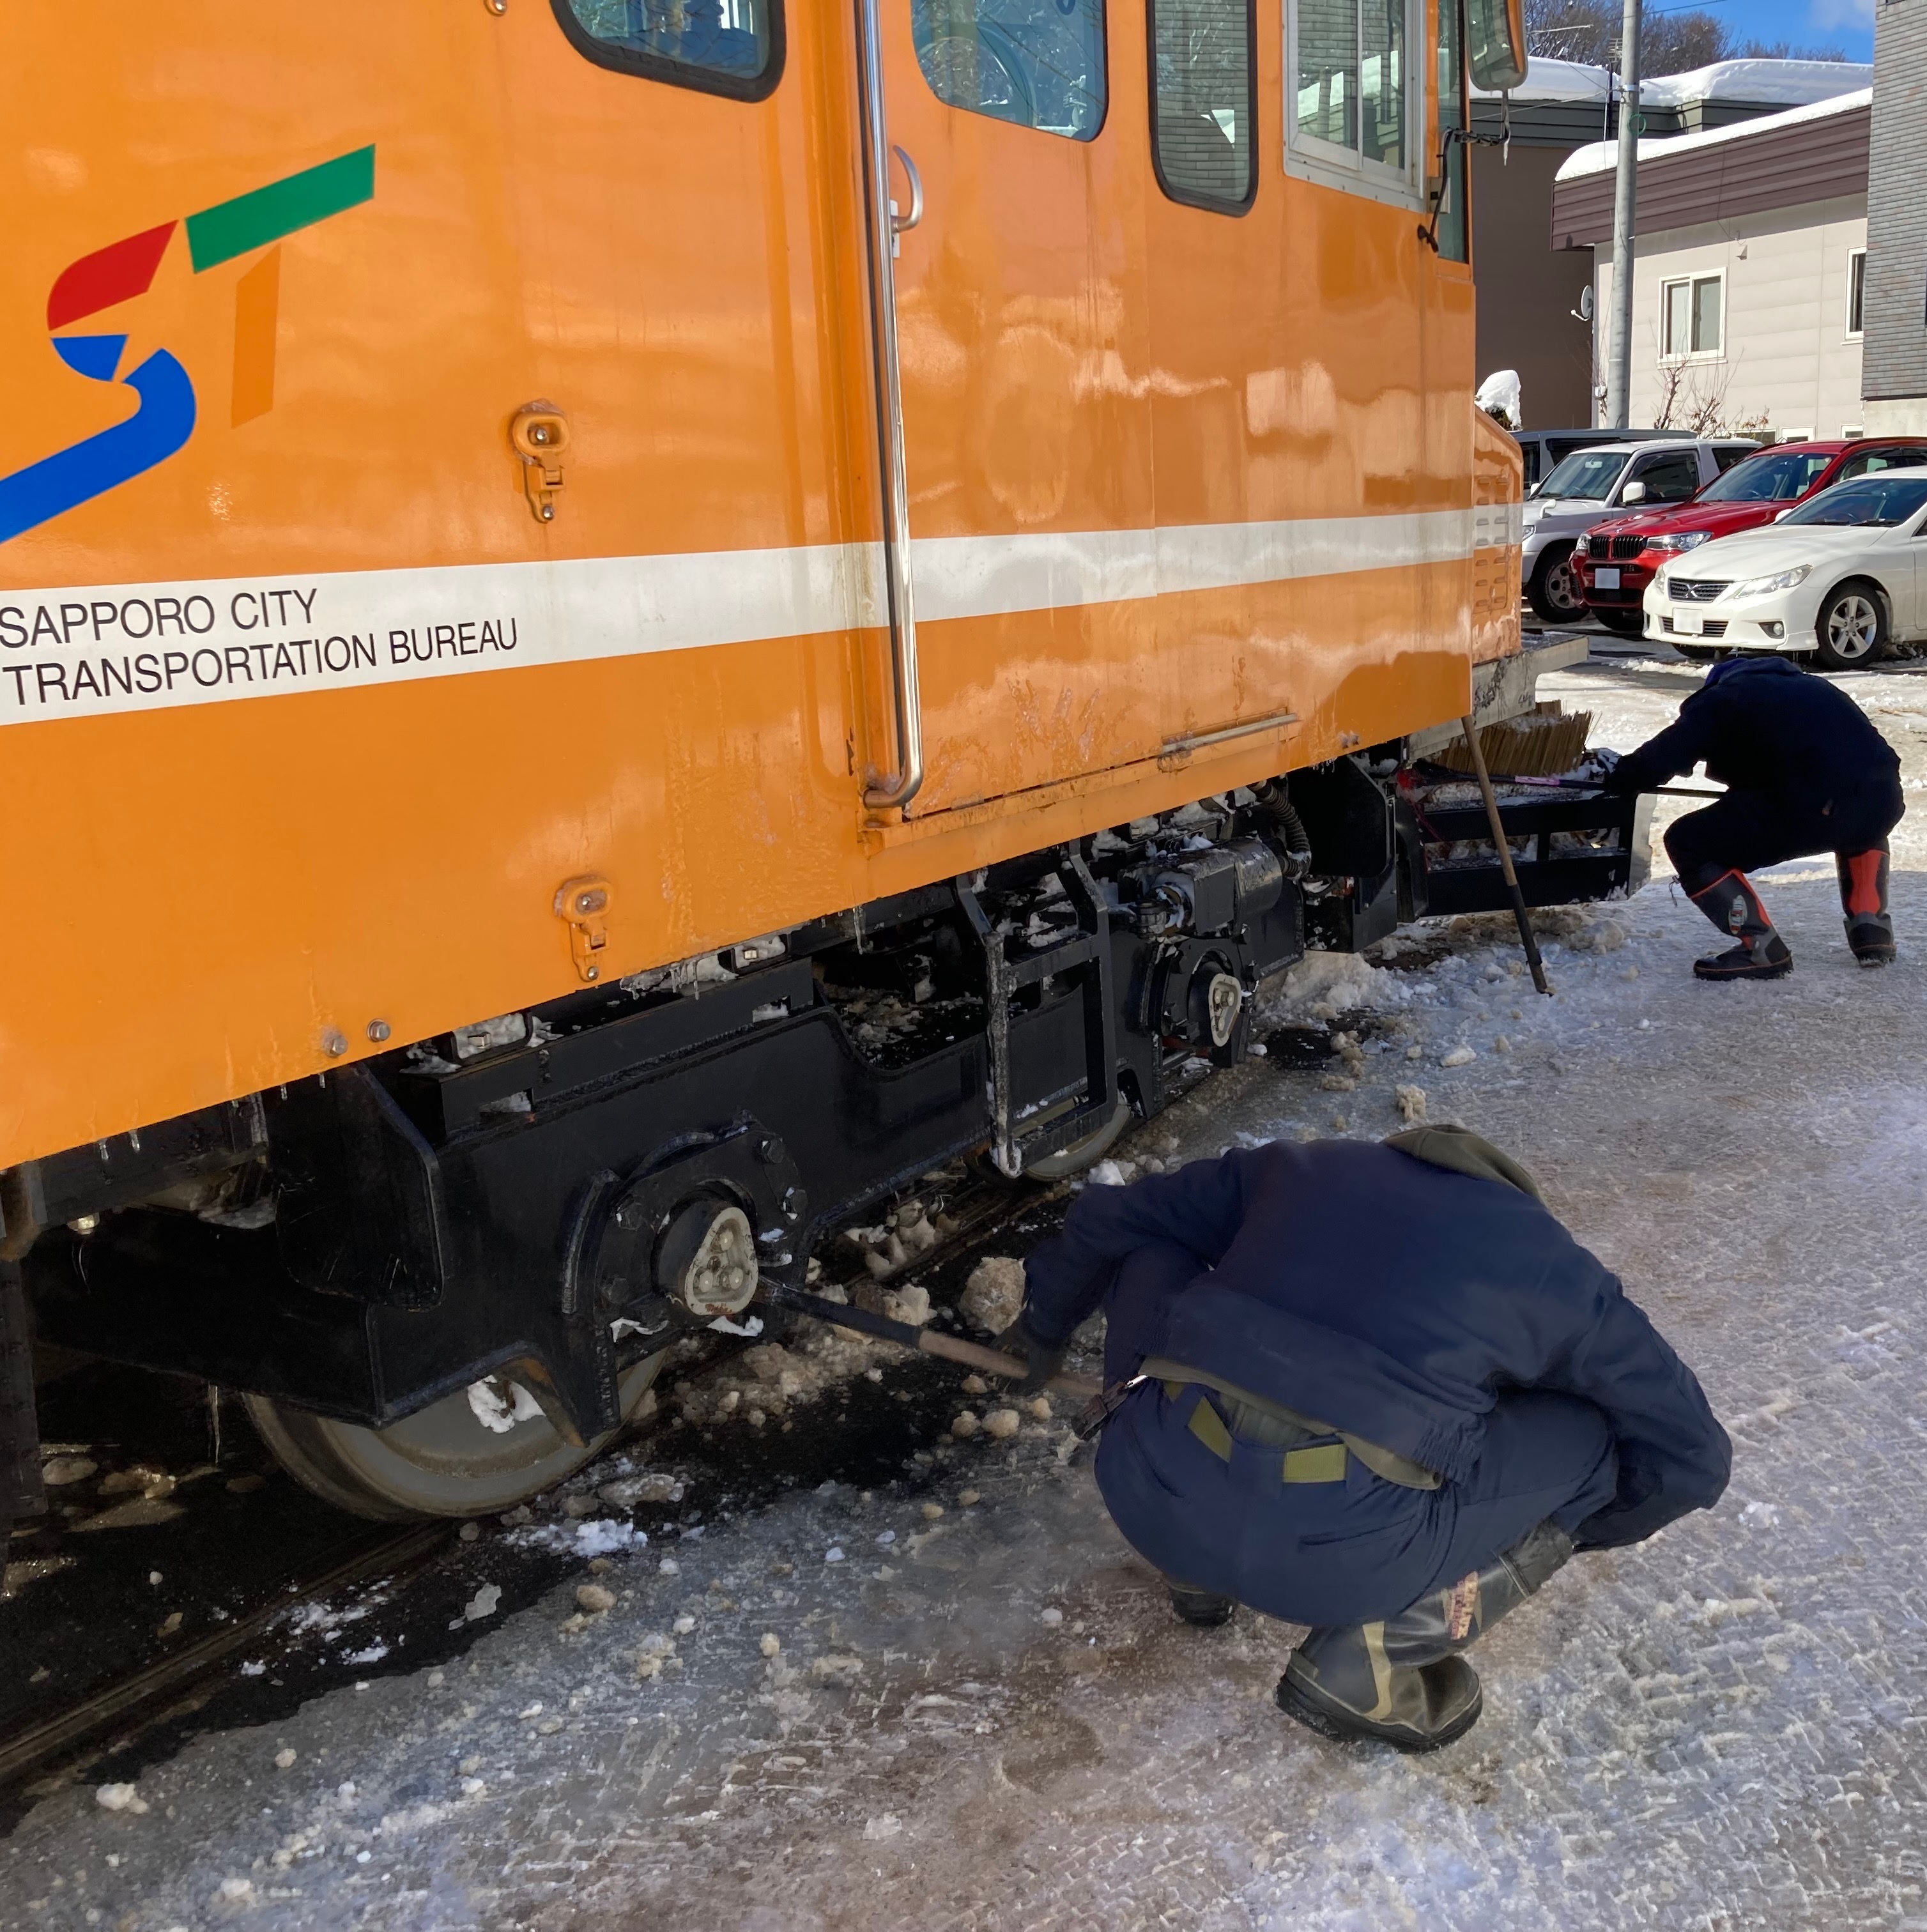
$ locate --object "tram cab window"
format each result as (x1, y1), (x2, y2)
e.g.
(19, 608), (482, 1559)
(1432, 0), (1468, 261)
(551, 0), (780, 96)
(1289, 0), (1418, 205)
(1149, 0), (1257, 212)
(912, 0), (1107, 141)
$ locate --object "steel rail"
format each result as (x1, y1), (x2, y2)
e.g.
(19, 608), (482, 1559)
(0, 1523), (449, 1792)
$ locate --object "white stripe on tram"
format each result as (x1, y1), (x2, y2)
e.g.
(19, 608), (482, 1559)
(0, 506), (1513, 730)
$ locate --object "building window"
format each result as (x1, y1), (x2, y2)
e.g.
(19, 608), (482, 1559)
(912, 0), (1107, 141)
(1289, 0), (1416, 203)
(1149, 0), (1257, 212)
(1661, 272), (1722, 360)
(1847, 249), (1866, 339)
(550, 0), (782, 98)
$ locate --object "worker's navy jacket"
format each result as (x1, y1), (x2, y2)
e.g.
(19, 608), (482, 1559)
(1613, 656), (1900, 808)
(1023, 1140), (1730, 1619)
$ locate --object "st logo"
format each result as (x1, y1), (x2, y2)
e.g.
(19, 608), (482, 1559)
(0, 146), (374, 546)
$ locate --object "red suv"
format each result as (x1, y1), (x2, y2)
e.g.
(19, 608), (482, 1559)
(1576, 438), (1927, 638)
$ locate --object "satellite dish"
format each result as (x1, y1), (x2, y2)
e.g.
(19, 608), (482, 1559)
(1578, 286), (1595, 321)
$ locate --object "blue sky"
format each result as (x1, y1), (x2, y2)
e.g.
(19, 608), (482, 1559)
(1666, 0), (1875, 61)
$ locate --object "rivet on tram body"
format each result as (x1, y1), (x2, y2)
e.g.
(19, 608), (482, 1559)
(366, 1019), (392, 1043)
(321, 1029), (348, 1058)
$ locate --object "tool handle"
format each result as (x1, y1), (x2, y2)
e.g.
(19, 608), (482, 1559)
(768, 1284), (1104, 1401)
(1459, 717), (1551, 997)
(1481, 772), (1724, 800)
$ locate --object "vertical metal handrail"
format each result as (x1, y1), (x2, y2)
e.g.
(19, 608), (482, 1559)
(854, 0), (923, 813)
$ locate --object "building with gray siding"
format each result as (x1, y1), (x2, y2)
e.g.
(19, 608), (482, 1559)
(1862, 0), (1927, 432)
(1468, 59), (1869, 429)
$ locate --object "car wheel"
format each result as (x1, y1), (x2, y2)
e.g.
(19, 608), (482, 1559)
(1814, 579), (1888, 670)
(1595, 608), (1646, 637)
(1527, 545), (1586, 625)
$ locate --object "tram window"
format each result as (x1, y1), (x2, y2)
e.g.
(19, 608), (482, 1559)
(549, 0), (782, 100)
(1291, 0), (1416, 201)
(1432, 0), (1466, 261)
(912, 1), (1107, 141)
(1149, 0), (1257, 213)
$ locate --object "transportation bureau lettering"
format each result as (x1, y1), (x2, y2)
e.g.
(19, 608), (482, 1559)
(0, 576), (518, 720)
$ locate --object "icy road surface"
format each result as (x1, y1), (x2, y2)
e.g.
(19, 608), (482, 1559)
(6, 650), (1927, 1931)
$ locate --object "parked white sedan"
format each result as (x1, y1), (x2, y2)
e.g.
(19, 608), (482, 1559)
(1643, 467), (1927, 670)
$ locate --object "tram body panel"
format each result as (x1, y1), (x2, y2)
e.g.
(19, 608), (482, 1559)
(0, 1), (1518, 1174)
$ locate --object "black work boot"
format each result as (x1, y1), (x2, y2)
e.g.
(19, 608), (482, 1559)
(1836, 845), (1895, 966)
(1167, 1579), (1237, 1628)
(1275, 1522), (1574, 1753)
(1687, 870), (1792, 981)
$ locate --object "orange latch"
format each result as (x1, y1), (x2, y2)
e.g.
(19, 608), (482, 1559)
(510, 401), (569, 523)
(555, 874), (613, 983)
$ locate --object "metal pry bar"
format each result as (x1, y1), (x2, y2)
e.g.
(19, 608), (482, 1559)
(761, 1282), (1102, 1402)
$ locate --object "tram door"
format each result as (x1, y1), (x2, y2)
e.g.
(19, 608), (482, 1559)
(873, 2), (1160, 815)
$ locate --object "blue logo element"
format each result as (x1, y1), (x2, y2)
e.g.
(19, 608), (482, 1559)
(0, 336), (197, 546)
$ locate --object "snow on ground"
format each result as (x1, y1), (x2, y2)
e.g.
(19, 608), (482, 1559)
(5, 654), (1927, 1930)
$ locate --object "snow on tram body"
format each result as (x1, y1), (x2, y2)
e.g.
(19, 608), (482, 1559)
(0, 0), (1591, 1526)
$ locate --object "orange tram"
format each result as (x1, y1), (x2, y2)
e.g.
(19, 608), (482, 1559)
(0, 0), (1636, 1524)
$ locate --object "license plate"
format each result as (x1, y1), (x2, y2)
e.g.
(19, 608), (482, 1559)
(1675, 612), (1703, 636)
(1595, 566), (1620, 589)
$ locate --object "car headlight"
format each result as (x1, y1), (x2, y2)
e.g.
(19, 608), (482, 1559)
(1648, 530), (1710, 553)
(1724, 565), (1811, 599)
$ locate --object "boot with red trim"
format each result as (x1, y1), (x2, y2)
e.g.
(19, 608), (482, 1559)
(1836, 845), (1895, 967)
(1685, 868), (1793, 981)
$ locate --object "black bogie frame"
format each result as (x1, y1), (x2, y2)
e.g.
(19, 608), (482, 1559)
(5, 756), (1646, 1461)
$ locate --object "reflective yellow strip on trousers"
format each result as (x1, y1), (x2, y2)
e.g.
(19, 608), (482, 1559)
(1182, 1395), (1349, 1482)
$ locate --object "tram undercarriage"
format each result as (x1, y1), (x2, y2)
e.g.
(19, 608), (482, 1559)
(3, 691), (1648, 1523)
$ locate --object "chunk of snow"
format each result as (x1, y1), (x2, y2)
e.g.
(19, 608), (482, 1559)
(576, 1583), (617, 1615)
(707, 1314), (764, 1338)
(884, 1283), (933, 1328)
(1087, 1160), (1130, 1187)
(960, 1257), (1025, 1335)
(983, 1409), (1021, 1440)
(466, 1379), (544, 1434)
(1040, 1607), (1064, 1627)
(95, 1783), (147, 1814)
(458, 1584), (502, 1625)
(1395, 1084), (1428, 1123)
(759, 1632), (782, 1657)
(1441, 1046), (1477, 1068)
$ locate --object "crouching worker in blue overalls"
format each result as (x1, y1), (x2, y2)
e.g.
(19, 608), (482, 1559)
(1002, 1128), (1732, 1752)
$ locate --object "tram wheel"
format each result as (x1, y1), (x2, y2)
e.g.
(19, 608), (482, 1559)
(243, 1353), (668, 1523)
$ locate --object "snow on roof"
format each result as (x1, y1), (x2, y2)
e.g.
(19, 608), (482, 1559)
(1555, 84), (1873, 183)
(1478, 54), (1869, 108)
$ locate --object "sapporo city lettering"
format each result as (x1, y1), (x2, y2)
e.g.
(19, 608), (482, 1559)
(0, 581), (519, 714)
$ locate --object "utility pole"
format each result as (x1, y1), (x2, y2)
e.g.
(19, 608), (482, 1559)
(1604, 0), (1641, 428)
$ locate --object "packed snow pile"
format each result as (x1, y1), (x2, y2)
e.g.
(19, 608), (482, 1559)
(1260, 950), (1408, 1024)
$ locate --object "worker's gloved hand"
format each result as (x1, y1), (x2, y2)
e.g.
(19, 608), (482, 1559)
(996, 1313), (1065, 1397)
(1599, 749), (1648, 795)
